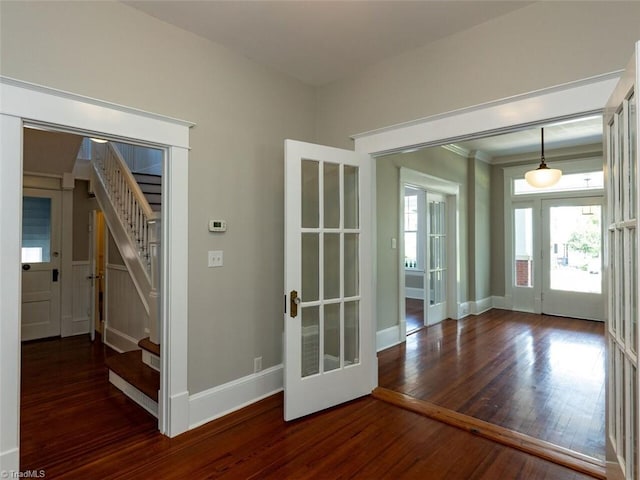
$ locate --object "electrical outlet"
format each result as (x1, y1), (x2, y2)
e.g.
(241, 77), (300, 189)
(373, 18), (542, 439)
(208, 250), (223, 267)
(254, 357), (262, 373)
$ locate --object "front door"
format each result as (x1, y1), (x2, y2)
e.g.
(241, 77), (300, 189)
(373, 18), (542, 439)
(604, 42), (639, 480)
(284, 139), (374, 421)
(541, 197), (604, 321)
(21, 188), (62, 341)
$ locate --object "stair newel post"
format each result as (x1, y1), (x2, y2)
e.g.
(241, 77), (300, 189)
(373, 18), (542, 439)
(147, 216), (161, 345)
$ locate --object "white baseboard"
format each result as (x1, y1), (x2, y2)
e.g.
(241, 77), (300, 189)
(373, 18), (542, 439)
(189, 364), (283, 430)
(376, 324), (403, 352)
(457, 302), (470, 319)
(165, 390), (190, 438)
(469, 297), (493, 315)
(104, 326), (139, 353)
(0, 447), (19, 474)
(109, 370), (158, 417)
(404, 287), (424, 300)
(491, 296), (508, 309)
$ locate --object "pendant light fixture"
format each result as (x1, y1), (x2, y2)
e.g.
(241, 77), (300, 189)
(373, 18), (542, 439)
(524, 128), (562, 188)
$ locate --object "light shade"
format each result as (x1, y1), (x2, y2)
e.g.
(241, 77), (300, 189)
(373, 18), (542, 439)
(524, 165), (562, 188)
(524, 127), (562, 188)
(90, 137), (108, 144)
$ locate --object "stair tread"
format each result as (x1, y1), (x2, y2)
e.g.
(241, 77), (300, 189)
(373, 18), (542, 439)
(106, 350), (159, 401)
(133, 173), (162, 185)
(138, 337), (160, 356)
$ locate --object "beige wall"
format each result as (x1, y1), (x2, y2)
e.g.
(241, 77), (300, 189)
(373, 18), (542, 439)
(0, 1), (315, 394)
(315, 1), (640, 149)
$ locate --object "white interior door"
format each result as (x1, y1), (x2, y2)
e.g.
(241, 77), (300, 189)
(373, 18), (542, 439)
(284, 139), (374, 421)
(604, 42), (639, 480)
(541, 197), (604, 321)
(426, 192), (447, 325)
(21, 188), (62, 341)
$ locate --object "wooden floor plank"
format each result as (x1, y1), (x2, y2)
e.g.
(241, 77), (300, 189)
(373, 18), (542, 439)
(379, 310), (606, 461)
(21, 334), (596, 479)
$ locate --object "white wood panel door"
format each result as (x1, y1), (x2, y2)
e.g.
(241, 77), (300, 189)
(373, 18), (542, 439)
(21, 188), (62, 340)
(284, 139), (374, 421)
(604, 41), (639, 480)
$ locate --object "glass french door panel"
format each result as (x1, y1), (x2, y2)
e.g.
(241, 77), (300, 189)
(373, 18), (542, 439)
(302, 233), (319, 302)
(22, 196), (52, 263)
(344, 233), (359, 298)
(548, 205), (602, 294)
(619, 108), (626, 218)
(324, 233), (340, 299)
(324, 303), (340, 372)
(301, 160), (319, 228)
(429, 270), (446, 305)
(344, 300), (359, 366)
(631, 228), (638, 353)
(324, 162), (340, 228)
(514, 207), (533, 288)
(629, 93), (636, 219)
(344, 165), (359, 229)
(301, 306), (320, 378)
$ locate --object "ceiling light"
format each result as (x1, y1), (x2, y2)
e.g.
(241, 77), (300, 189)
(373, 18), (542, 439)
(90, 137), (108, 144)
(524, 128), (562, 188)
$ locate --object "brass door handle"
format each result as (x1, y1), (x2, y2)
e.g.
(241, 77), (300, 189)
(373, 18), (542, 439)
(290, 290), (300, 318)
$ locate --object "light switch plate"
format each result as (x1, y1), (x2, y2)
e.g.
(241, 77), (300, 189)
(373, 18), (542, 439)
(208, 250), (223, 267)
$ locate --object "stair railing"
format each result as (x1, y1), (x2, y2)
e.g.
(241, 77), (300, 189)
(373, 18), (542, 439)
(93, 143), (160, 278)
(92, 142), (161, 344)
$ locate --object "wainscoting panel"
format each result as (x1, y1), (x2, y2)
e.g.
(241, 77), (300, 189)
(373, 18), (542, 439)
(105, 264), (148, 351)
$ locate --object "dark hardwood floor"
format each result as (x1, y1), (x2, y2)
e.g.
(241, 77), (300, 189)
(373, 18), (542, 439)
(379, 309), (606, 461)
(405, 298), (424, 333)
(20, 330), (596, 479)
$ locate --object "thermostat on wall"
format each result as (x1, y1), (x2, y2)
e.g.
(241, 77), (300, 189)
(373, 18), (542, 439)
(208, 220), (227, 232)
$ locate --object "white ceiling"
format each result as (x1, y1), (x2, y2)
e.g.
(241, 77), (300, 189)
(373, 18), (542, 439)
(124, 0), (533, 87)
(452, 115), (603, 159)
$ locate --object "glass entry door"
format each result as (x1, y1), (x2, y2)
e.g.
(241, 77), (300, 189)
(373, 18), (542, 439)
(284, 140), (374, 421)
(541, 197), (604, 321)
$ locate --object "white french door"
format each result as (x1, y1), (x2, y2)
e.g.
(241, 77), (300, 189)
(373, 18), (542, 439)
(21, 188), (62, 341)
(541, 197), (604, 321)
(284, 139), (374, 421)
(604, 43), (639, 480)
(426, 193), (447, 325)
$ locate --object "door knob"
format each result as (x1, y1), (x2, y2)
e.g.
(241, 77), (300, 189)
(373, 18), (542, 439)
(290, 290), (300, 318)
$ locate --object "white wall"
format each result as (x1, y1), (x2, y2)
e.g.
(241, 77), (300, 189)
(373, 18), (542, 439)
(0, 1), (316, 394)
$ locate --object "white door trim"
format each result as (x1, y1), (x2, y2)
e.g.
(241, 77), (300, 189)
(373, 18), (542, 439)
(0, 76), (192, 473)
(398, 168), (460, 338)
(353, 71), (621, 363)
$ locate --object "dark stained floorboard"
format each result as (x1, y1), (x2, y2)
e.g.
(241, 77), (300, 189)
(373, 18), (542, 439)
(378, 309), (606, 461)
(20, 331), (596, 479)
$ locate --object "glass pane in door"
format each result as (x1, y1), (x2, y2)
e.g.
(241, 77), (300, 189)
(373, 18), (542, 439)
(629, 94), (636, 219)
(301, 306), (320, 377)
(22, 196), (52, 263)
(514, 207), (533, 287)
(301, 160), (319, 228)
(548, 205), (602, 294)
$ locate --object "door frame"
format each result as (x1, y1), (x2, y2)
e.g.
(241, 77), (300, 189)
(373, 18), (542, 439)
(398, 167), (459, 337)
(0, 77), (193, 472)
(502, 157), (606, 315)
(355, 71), (620, 352)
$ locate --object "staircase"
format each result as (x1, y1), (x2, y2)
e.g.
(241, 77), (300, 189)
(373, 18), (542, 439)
(90, 142), (162, 416)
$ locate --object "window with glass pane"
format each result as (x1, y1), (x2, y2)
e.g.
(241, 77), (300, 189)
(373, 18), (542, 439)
(22, 196), (52, 263)
(404, 192), (419, 268)
(514, 208), (533, 287)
